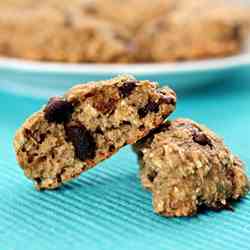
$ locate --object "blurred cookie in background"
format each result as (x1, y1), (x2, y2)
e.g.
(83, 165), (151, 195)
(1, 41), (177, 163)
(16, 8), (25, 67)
(134, 0), (250, 62)
(86, 0), (176, 33)
(0, 2), (133, 63)
(0, 0), (249, 63)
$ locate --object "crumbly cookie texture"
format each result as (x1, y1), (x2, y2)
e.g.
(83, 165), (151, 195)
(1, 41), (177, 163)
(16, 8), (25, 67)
(91, 0), (175, 33)
(134, 119), (249, 217)
(1, 0), (249, 63)
(134, 2), (250, 62)
(14, 75), (176, 190)
(0, 1), (132, 63)
(0, 0), (173, 62)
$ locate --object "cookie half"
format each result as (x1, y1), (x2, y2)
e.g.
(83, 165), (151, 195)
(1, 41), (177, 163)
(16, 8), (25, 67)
(134, 119), (249, 217)
(14, 75), (176, 189)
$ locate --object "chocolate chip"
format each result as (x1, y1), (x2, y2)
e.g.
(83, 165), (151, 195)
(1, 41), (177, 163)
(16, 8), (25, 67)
(138, 108), (147, 118)
(85, 92), (95, 99)
(27, 155), (34, 163)
(66, 125), (96, 161)
(146, 100), (160, 112)
(38, 134), (46, 143)
(136, 122), (168, 146)
(24, 128), (32, 137)
(193, 132), (212, 147)
(51, 151), (55, 159)
(139, 124), (145, 131)
(231, 24), (241, 41)
(34, 177), (42, 185)
(152, 121), (171, 135)
(108, 145), (116, 153)
(40, 156), (47, 161)
(44, 97), (74, 124)
(118, 80), (138, 98)
(147, 170), (158, 183)
(95, 127), (104, 135)
(160, 96), (176, 105)
(138, 100), (159, 118)
(121, 120), (131, 126)
(56, 173), (62, 183)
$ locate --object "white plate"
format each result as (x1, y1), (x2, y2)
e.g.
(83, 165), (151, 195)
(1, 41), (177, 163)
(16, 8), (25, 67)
(0, 51), (250, 99)
(0, 51), (250, 74)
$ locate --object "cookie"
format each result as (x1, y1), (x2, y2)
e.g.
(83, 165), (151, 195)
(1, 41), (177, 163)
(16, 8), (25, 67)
(134, 119), (249, 217)
(134, 2), (249, 62)
(0, 0), (175, 62)
(90, 0), (175, 33)
(14, 75), (176, 190)
(1, 0), (249, 63)
(0, 1), (132, 63)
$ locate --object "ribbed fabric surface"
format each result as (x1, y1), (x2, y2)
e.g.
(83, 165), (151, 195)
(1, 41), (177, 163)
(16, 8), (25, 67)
(0, 70), (250, 250)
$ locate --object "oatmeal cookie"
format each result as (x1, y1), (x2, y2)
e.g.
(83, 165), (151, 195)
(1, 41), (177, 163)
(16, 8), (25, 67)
(14, 75), (176, 190)
(0, 0), (175, 62)
(134, 2), (250, 62)
(1, 0), (249, 63)
(0, 1), (132, 63)
(1, 0), (249, 62)
(90, 0), (175, 33)
(134, 119), (249, 217)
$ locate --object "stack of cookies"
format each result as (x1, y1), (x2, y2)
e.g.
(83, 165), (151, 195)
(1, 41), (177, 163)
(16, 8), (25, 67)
(0, 0), (249, 63)
(14, 75), (249, 217)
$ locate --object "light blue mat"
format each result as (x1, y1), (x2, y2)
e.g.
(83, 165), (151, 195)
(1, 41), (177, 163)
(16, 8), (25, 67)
(0, 70), (250, 250)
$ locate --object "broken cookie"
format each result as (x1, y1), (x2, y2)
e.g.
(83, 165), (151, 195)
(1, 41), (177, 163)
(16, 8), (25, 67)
(134, 119), (249, 217)
(14, 75), (176, 190)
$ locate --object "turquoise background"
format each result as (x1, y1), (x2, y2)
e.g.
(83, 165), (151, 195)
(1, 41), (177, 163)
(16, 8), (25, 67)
(0, 67), (250, 250)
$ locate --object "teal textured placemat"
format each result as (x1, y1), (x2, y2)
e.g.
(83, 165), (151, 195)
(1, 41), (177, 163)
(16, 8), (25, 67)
(0, 71), (250, 250)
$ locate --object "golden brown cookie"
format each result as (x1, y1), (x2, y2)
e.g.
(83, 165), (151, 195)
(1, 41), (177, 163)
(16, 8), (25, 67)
(134, 119), (249, 217)
(134, 1), (250, 62)
(1, 0), (249, 63)
(0, 1), (133, 63)
(90, 0), (175, 33)
(14, 75), (176, 190)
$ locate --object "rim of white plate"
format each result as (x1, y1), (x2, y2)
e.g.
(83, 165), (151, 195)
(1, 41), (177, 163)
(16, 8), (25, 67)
(0, 53), (250, 76)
